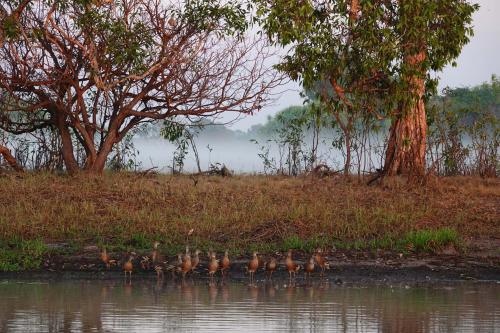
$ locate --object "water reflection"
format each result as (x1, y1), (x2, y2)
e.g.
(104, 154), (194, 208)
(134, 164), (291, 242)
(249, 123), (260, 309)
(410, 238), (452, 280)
(0, 279), (498, 332)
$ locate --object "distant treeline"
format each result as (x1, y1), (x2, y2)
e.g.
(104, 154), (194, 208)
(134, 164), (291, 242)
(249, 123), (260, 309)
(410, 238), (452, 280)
(250, 78), (499, 136)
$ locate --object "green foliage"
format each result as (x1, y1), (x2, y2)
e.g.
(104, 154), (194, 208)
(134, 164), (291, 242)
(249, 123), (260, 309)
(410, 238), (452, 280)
(161, 121), (186, 142)
(181, 0), (249, 36)
(1, 15), (19, 39)
(281, 235), (330, 252)
(73, 5), (154, 73)
(251, 105), (316, 175)
(427, 76), (499, 176)
(254, 0), (478, 118)
(161, 121), (197, 173)
(107, 133), (141, 172)
(281, 235), (304, 250)
(0, 238), (47, 271)
(127, 233), (151, 250)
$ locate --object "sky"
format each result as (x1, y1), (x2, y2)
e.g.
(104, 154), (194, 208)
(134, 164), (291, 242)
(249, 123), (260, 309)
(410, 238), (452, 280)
(228, 0), (500, 131)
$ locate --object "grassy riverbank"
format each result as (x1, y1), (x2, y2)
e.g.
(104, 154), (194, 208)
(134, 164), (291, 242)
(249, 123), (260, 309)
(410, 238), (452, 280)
(0, 172), (499, 271)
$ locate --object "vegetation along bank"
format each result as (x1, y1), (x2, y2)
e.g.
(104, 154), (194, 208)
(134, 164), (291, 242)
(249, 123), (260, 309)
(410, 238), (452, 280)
(0, 172), (498, 280)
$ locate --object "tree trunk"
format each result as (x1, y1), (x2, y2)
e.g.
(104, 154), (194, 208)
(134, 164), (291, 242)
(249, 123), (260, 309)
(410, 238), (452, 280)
(384, 52), (427, 179)
(56, 113), (80, 175)
(345, 133), (351, 176)
(384, 104), (427, 178)
(87, 132), (117, 173)
(0, 144), (23, 172)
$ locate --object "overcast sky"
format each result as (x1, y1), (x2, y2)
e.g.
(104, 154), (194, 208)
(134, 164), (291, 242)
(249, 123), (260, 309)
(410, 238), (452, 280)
(228, 0), (500, 131)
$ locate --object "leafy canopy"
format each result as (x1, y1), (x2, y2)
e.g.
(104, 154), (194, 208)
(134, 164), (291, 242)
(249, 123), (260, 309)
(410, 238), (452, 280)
(254, 0), (479, 112)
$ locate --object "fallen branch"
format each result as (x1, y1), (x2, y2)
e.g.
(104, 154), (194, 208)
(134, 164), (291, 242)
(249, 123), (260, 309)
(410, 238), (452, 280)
(138, 166), (158, 177)
(196, 164), (233, 177)
(310, 164), (341, 178)
(367, 168), (384, 186)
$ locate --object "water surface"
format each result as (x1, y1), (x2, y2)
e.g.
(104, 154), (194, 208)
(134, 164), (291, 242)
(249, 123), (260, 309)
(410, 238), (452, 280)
(0, 279), (498, 332)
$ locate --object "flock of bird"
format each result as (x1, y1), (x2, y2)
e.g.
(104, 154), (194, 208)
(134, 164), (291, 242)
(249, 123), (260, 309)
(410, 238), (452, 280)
(100, 242), (331, 282)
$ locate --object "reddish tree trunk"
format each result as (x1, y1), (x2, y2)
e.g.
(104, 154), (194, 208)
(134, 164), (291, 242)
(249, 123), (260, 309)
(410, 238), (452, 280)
(0, 144), (23, 172)
(56, 113), (80, 175)
(88, 141), (114, 173)
(384, 101), (427, 178)
(384, 51), (427, 180)
(86, 119), (122, 173)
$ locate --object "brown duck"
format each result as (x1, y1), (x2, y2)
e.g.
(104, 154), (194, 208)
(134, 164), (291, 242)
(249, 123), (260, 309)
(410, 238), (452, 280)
(154, 264), (164, 279)
(180, 253), (192, 279)
(151, 241), (161, 264)
(314, 248), (330, 276)
(140, 256), (151, 270)
(286, 249), (301, 280)
(100, 247), (110, 269)
(304, 256), (315, 279)
(247, 251), (259, 282)
(264, 257), (277, 279)
(123, 253), (135, 278)
(191, 249), (201, 273)
(221, 250), (230, 277)
(208, 252), (219, 279)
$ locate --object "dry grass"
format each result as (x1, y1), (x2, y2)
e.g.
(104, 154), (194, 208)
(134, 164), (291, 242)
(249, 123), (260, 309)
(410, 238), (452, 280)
(0, 172), (498, 254)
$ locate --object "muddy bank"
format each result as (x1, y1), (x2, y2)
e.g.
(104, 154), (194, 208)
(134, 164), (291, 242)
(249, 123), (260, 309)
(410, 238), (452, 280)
(1, 248), (499, 284)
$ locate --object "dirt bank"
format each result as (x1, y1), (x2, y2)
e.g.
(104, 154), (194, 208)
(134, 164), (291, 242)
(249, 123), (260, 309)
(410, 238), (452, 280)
(1, 245), (498, 283)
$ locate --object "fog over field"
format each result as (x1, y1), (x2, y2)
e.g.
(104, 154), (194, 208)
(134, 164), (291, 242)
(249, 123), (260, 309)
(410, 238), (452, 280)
(134, 136), (265, 173)
(133, 131), (354, 174)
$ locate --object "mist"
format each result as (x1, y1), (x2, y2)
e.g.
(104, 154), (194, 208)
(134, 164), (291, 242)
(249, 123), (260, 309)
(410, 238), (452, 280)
(132, 126), (382, 175)
(134, 136), (266, 174)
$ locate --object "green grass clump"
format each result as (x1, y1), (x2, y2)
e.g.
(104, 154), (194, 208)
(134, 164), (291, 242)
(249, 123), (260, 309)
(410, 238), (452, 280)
(402, 228), (459, 252)
(0, 238), (47, 271)
(330, 228), (460, 253)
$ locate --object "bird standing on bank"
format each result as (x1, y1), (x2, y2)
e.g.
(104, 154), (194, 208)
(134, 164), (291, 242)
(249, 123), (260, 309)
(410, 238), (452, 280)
(286, 249), (301, 281)
(247, 251), (259, 283)
(221, 250), (230, 277)
(101, 247), (110, 269)
(208, 252), (219, 280)
(264, 257), (277, 279)
(123, 253), (135, 279)
(304, 256), (315, 280)
(314, 248), (330, 277)
(191, 249), (201, 274)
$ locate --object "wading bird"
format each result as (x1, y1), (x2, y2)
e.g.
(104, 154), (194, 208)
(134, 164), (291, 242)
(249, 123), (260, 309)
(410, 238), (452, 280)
(191, 249), (201, 273)
(221, 250), (230, 277)
(140, 256), (151, 270)
(264, 257), (277, 279)
(151, 241), (161, 264)
(100, 247), (110, 269)
(286, 249), (301, 280)
(180, 253), (192, 279)
(123, 253), (135, 279)
(208, 252), (219, 280)
(314, 248), (330, 277)
(304, 256), (315, 280)
(247, 251), (259, 283)
(154, 264), (164, 279)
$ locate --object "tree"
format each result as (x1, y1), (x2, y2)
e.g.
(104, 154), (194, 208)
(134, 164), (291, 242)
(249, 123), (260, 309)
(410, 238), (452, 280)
(1, 0), (282, 173)
(256, 0), (392, 175)
(255, 0), (478, 180)
(383, 0), (478, 180)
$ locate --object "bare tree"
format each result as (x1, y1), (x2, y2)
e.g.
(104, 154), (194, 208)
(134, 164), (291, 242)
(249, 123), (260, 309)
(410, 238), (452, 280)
(0, 0), (282, 173)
